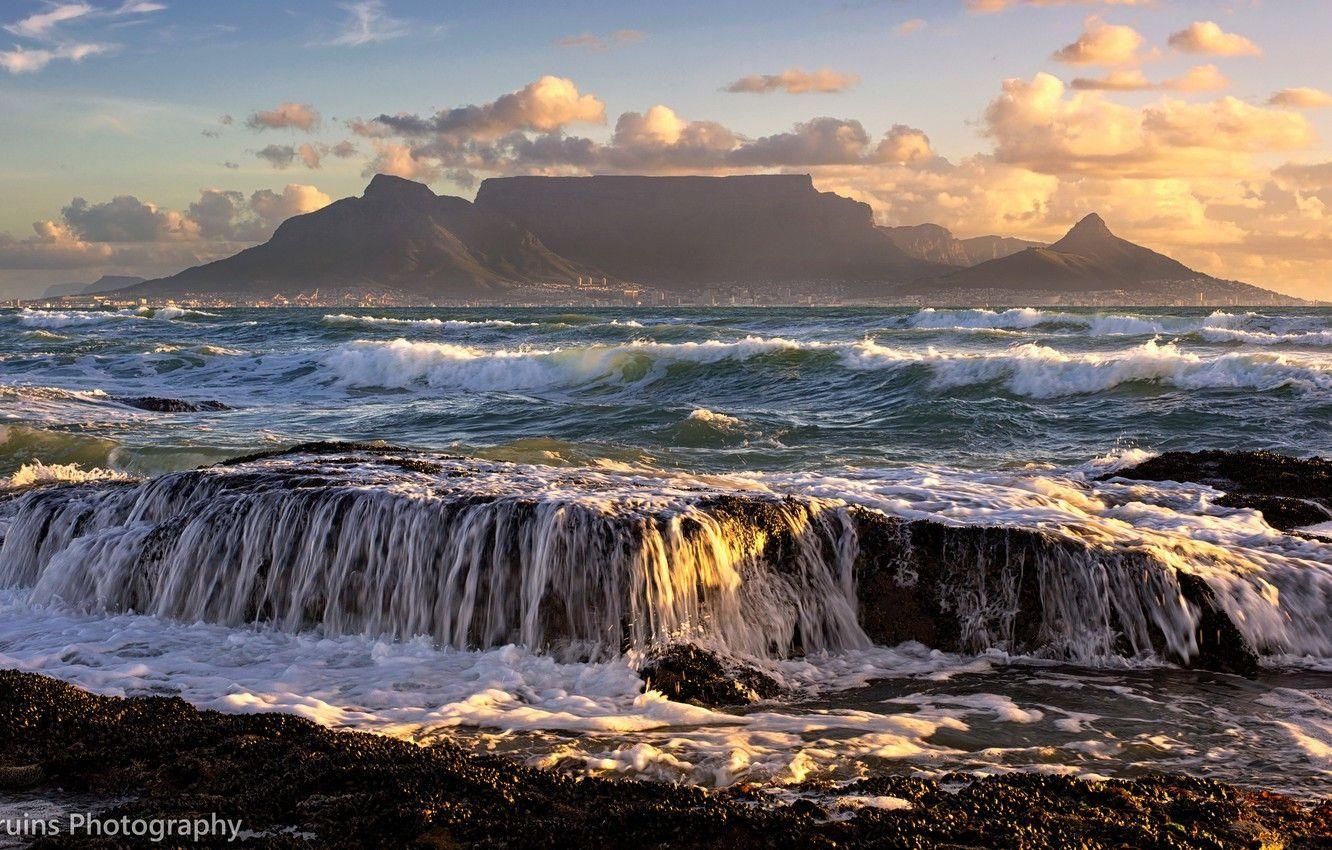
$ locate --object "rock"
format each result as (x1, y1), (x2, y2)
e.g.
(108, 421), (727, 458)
(1112, 450), (1332, 532)
(474, 173), (945, 291)
(638, 644), (783, 707)
(1176, 573), (1260, 677)
(0, 669), (1327, 849)
(117, 396), (231, 413)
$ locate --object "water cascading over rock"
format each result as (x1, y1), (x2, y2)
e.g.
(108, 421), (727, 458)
(0, 445), (1269, 671)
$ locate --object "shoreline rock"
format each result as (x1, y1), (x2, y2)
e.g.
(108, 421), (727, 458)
(1111, 450), (1332, 532)
(0, 669), (1328, 849)
(638, 644), (784, 706)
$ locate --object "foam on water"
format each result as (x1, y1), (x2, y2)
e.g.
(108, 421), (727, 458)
(845, 338), (1332, 397)
(1, 305), (1331, 794)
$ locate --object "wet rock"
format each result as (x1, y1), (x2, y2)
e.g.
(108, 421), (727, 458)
(116, 396), (231, 413)
(1112, 450), (1332, 532)
(0, 669), (1327, 849)
(1176, 573), (1260, 677)
(638, 644), (783, 706)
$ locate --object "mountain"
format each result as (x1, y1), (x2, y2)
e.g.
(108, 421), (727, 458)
(884, 224), (1043, 267)
(927, 213), (1292, 302)
(473, 174), (947, 291)
(42, 275), (144, 299)
(127, 175), (595, 298)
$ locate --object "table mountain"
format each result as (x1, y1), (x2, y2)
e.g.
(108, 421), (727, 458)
(473, 174), (947, 291)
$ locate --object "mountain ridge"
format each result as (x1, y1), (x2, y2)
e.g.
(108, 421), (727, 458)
(111, 176), (1300, 305)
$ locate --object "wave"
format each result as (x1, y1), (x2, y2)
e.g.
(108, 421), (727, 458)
(14, 306), (213, 328)
(4, 460), (129, 488)
(320, 335), (814, 391)
(1198, 327), (1332, 347)
(322, 313), (537, 329)
(908, 308), (1163, 336)
(844, 338), (1332, 398)
(16, 308), (140, 328)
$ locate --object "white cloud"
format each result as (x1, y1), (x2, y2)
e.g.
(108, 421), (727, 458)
(724, 67), (860, 94)
(0, 42), (110, 73)
(968, 0), (1155, 12)
(327, 1), (407, 47)
(1051, 16), (1147, 66)
(1269, 88), (1332, 109)
(0, 0), (162, 74)
(554, 29), (645, 51)
(1167, 21), (1261, 57)
(4, 3), (94, 39)
(1071, 64), (1228, 93)
(354, 76), (606, 140)
(246, 102), (322, 131)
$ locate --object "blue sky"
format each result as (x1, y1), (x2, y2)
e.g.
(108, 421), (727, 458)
(2, 1), (1331, 297)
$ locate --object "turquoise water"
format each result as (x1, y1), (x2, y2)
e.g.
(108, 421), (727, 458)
(3, 305), (1331, 476)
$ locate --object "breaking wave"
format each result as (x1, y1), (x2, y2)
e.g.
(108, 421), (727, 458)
(322, 313), (538, 329)
(845, 338), (1332, 397)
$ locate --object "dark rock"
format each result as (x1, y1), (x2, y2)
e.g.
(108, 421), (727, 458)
(117, 396), (231, 413)
(0, 669), (1327, 849)
(638, 644), (783, 707)
(1176, 573), (1260, 677)
(1112, 450), (1332, 531)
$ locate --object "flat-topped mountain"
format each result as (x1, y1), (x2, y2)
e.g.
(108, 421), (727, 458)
(473, 174), (946, 290)
(928, 213), (1296, 302)
(117, 177), (1298, 305)
(128, 175), (595, 298)
(883, 223), (1043, 267)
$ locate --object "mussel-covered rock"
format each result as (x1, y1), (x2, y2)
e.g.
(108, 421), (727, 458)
(1111, 450), (1332, 532)
(116, 396), (231, 413)
(638, 644), (783, 707)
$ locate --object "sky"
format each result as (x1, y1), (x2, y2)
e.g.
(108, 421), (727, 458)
(2, 0), (1330, 299)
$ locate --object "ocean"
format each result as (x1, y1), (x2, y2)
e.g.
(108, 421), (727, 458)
(0, 305), (1329, 799)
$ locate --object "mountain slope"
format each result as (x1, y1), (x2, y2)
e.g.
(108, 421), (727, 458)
(43, 275), (145, 299)
(931, 214), (1208, 293)
(127, 175), (595, 298)
(474, 174), (948, 291)
(884, 224), (1043, 267)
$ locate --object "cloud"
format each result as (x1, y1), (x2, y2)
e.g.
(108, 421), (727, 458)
(1051, 16), (1146, 66)
(968, 0), (1155, 12)
(297, 142), (322, 169)
(364, 141), (442, 182)
(0, 0), (162, 73)
(1269, 88), (1332, 109)
(255, 145), (297, 169)
(329, 140), (358, 158)
(354, 76), (606, 140)
(0, 184), (330, 273)
(895, 19), (926, 36)
(60, 195), (194, 242)
(1167, 21), (1261, 57)
(874, 125), (935, 164)
(724, 67), (860, 94)
(1071, 64), (1228, 92)
(4, 3), (94, 39)
(982, 72), (1314, 180)
(326, 0), (407, 47)
(246, 102), (321, 131)
(0, 42), (109, 73)
(114, 1), (166, 13)
(1272, 161), (1332, 190)
(554, 29), (645, 51)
